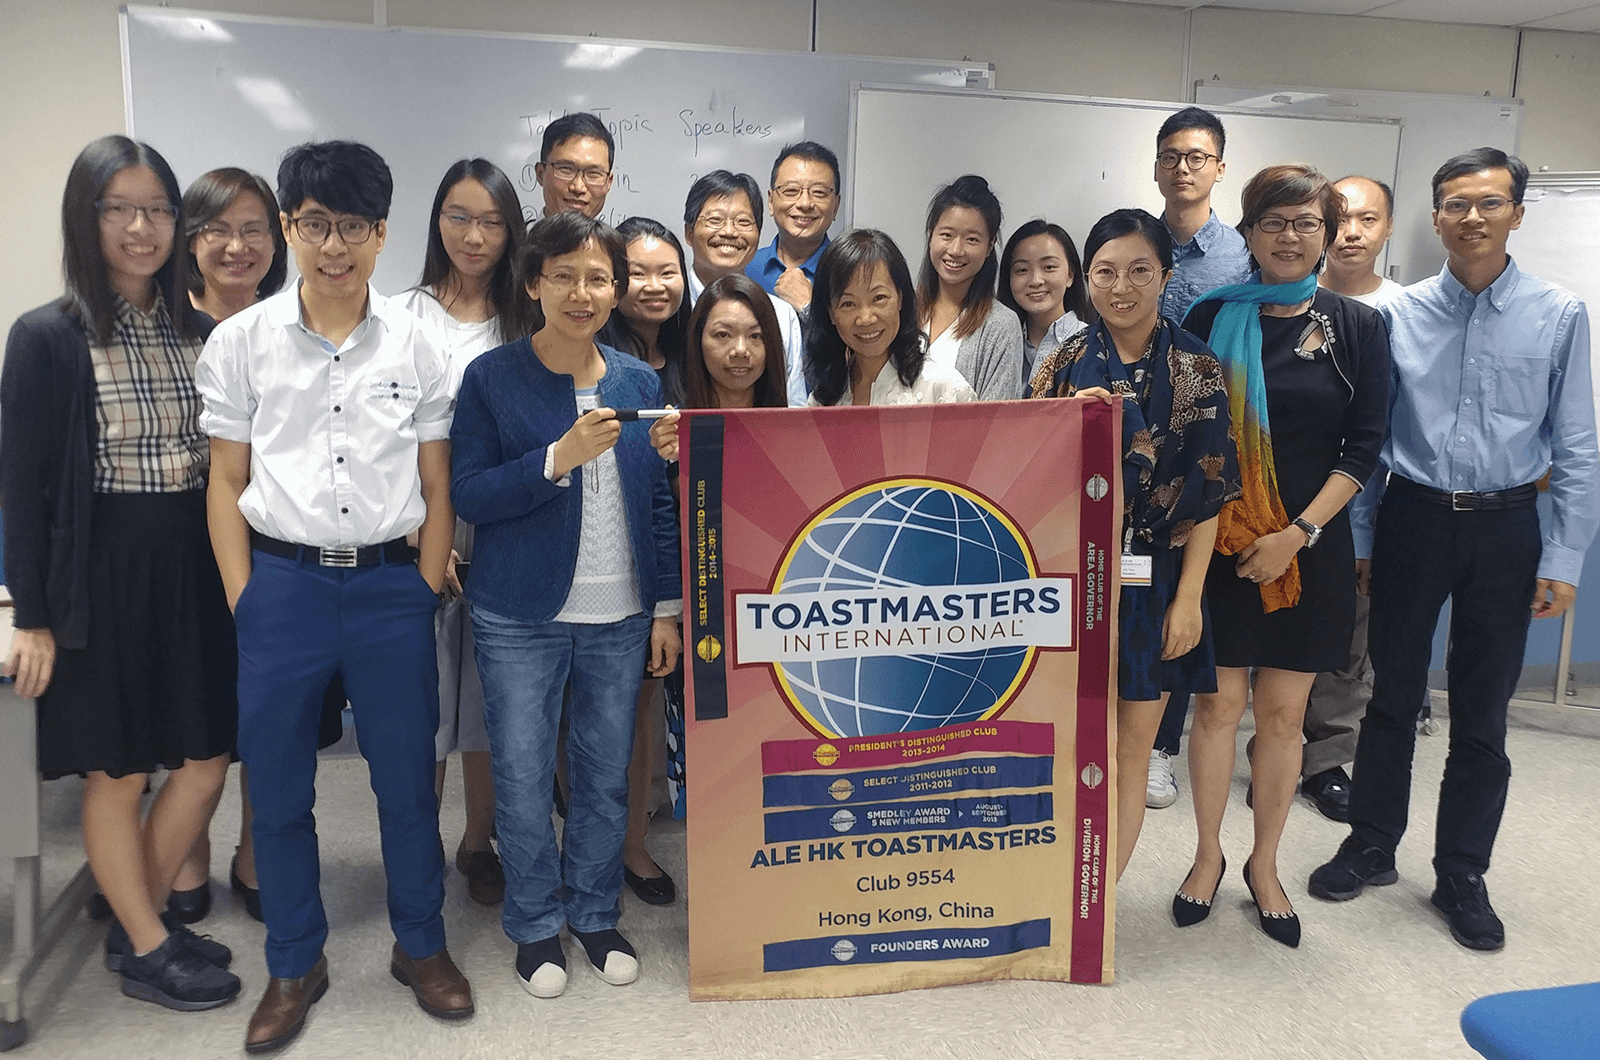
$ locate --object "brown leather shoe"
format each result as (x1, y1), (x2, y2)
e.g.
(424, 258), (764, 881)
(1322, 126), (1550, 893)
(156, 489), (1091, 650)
(389, 943), (474, 1019)
(245, 955), (329, 1054)
(454, 847), (506, 905)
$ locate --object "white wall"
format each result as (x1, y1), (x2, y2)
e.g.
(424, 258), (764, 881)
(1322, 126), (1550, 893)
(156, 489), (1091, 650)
(5, 0), (1600, 332)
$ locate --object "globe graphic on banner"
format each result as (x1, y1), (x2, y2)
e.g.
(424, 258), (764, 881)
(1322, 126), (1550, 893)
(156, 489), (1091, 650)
(773, 481), (1035, 738)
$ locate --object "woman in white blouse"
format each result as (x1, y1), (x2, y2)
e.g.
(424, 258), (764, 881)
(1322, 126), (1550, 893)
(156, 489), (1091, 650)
(805, 229), (975, 407)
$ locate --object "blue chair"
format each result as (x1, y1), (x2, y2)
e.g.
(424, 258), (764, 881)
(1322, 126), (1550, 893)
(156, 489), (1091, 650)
(1461, 982), (1600, 1059)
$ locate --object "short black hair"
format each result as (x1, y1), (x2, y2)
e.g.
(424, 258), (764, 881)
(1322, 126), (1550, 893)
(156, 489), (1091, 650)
(684, 171), (763, 232)
(1156, 106), (1227, 158)
(521, 211), (628, 333)
(60, 135), (199, 345)
(183, 167), (288, 302)
(769, 141), (841, 192)
(1431, 148), (1528, 208)
(1335, 174), (1396, 217)
(541, 113), (615, 170)
(1083, 208), (1175, 281)
(277, 140), (393, 220)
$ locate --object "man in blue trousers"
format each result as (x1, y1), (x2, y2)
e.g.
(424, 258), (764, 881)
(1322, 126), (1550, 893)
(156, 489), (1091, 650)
(197, 139), (473, 1052)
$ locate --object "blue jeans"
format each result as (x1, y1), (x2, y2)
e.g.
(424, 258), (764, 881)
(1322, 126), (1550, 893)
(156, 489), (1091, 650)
(472, 605), (650, 942)
(235, 552), (445, 978)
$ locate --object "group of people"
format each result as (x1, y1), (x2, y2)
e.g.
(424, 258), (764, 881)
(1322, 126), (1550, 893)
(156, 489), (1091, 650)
(2, 101), (1593, 1053)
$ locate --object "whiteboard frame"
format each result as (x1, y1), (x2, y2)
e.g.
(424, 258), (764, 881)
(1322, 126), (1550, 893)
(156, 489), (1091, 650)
(119, 2), (996, 141)
(843, 82), (1402, 253)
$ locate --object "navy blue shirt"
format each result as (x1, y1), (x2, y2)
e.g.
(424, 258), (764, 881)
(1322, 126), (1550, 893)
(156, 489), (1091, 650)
(746, 234), (831, 298)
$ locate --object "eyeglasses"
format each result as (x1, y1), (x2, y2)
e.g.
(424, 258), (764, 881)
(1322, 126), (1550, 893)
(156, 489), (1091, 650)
(440, 211), (507, 234)
(541, 161), (611, 188)
(1088, 263), (1161, 288)
(539, 271), (616, 293)
(98, 199), (177, 229)
(1439, 196), (1514, 219)
(698, 213), (757, 233)
(288, 215), (378, 246)
(1254, 216), (1326, 235)
(772, 183), (836, 204)
(1156, 150), (1220, 171)
(197, 221), (273, 245)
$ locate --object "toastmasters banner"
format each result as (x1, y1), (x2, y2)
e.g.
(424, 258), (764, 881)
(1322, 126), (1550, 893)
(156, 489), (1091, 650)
(682, 399), (1120, 1000)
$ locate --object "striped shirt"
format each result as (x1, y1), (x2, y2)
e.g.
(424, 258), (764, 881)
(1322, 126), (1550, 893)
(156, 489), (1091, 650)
(90, 294), (208, 493)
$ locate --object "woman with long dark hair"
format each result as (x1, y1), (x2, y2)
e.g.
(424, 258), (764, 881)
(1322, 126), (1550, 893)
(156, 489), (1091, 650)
(1000, 219), (1091, 389)
(399, 158), (531, 907)
(806, 229), (975, 407)
(915, 175), (1024, 400)
(1, 136), (240, 1010)
(597, 216), (691, 407)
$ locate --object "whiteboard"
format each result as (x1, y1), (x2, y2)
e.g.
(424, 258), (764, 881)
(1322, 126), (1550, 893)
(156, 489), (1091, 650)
(1516, 175), (1600, 414)
(1196, 82), (1523, 285)
(120, 6), (992, 297)
(848, 84), (1401, 284)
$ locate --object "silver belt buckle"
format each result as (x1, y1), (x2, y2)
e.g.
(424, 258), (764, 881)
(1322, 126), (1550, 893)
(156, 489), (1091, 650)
(319, 546), (360, 568)
(1451, 491), (1473, 512)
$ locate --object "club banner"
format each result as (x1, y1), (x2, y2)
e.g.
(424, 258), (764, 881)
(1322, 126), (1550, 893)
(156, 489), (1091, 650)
(682, 399), (1120, 1000)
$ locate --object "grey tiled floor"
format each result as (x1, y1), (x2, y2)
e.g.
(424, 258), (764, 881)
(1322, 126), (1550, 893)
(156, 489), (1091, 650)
(6, 705), (1598, 1059)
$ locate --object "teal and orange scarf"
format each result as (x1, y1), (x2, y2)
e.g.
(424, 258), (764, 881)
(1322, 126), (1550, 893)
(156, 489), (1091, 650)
(1189, 273), (1317, 613)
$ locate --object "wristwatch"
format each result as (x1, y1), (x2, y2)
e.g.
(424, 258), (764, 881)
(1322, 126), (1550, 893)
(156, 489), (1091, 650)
(1291, 516), (1322, 548)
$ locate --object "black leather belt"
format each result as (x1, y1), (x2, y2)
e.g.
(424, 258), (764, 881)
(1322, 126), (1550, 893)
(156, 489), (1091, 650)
(250, 530), (416, 568)
(1391, 476), (1538, 512)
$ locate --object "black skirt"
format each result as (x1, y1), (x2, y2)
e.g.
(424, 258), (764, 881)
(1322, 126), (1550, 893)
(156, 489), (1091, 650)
(36, 491), (238, 779)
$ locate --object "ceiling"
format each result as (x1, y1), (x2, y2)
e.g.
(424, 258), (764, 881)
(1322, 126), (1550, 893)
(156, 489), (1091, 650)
(1101, 0), (1600, 33)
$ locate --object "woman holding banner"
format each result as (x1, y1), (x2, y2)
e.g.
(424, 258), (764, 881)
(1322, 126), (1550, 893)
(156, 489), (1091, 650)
(804, 229), (976, 407)
(1177, 165), (1389, 947)
(1029, 208), (1239, 887)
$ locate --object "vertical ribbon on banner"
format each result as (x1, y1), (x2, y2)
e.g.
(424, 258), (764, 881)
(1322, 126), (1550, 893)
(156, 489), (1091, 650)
(1071, 400), (1118, 983)
(685, 414), (729, 720)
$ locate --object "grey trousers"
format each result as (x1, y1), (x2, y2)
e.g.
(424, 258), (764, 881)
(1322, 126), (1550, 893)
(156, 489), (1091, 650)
(1301, 591), (1372, 777)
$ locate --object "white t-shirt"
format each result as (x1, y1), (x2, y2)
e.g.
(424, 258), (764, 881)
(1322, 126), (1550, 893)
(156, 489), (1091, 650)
(1348, 276), (1405, 309)
(926, 325), (962, 371)
(810, 357), (977, 407)
(396, 287), (504, 396)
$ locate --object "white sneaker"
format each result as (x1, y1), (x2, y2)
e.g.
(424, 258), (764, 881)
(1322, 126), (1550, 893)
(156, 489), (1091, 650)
(516, 938), (568, 998)
(1146, 750), (1178, 809)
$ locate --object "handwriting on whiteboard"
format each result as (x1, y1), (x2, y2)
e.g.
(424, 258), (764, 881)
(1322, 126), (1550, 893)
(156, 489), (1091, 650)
(679, 108), (775, 157)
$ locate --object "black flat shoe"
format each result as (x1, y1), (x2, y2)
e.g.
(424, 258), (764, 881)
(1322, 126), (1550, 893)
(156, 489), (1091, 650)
(624, 866), (677, 906)
(230, 856), (264, 923)
(1171, 854), (1226, 927)
(166, 881), (212, 924)
(1243, 858), (1301, 948)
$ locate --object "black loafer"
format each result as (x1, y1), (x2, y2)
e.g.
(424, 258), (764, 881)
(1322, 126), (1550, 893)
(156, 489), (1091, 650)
(623, 866), (676, 905)
(231, 856), (264, 923)
(166, 881), (213, 924)
(1301, 766), (1352, 822)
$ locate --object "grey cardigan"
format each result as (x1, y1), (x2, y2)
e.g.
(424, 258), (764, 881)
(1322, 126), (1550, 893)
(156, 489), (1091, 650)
(951, 302), (1025, 401)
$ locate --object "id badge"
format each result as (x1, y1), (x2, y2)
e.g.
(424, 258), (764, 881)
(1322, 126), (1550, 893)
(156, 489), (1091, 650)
(1121, 553), (1153, 587)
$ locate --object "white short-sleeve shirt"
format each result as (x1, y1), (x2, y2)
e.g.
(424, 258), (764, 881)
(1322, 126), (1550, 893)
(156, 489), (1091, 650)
(195, 283), (455, 547)
(395, 287), (503, 396)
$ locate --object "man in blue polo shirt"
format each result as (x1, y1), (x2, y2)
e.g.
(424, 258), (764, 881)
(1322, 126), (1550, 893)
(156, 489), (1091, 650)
(745, 141), (840, 314)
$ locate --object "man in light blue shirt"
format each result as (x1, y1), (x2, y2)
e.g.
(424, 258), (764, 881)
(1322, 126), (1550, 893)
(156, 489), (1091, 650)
(1146, 107), (1254, 812)
(1310, 149), (1599, 953)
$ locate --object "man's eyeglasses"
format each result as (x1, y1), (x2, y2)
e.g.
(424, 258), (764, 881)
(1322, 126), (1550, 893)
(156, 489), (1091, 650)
(288, 215), (378, 246)
(1156, 150), (1220, 171)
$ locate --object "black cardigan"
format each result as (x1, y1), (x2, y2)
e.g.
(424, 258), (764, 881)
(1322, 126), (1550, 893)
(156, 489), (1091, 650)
(1182, 287), (1392, 493)
(1, 301), (213, 648)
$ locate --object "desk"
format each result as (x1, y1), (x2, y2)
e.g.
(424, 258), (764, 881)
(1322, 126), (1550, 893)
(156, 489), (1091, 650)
(0, 606), (97, 1051)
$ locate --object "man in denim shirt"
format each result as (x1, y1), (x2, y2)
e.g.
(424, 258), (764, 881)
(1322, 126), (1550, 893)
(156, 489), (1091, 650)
(1145, 107), (1253, 811)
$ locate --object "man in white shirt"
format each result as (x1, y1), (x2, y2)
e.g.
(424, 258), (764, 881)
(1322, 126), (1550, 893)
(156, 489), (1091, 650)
(1323, 176), (1405, 307)
(536, 113), (614, 220)
(683, 170), (809, 405)
(195, 140), (473, 1053)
